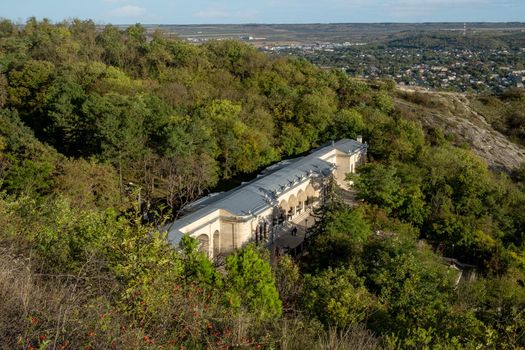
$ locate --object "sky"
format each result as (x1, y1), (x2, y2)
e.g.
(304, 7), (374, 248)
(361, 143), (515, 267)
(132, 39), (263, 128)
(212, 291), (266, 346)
(1, 0), (524, 24)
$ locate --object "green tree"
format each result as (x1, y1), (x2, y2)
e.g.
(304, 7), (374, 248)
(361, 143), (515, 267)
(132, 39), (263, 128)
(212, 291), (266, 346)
(54, 158), (121, 210)
(3, 156), (55, 196)
(351, 163), (403, 214)
(373, 90), (394, 114)
(366, 116), (425, 162)
(7, 59), (55, 129)
(42, 66), (90, 155)
(307, 207), (372, 270)
(423, 145), (491, 218)
(96, 25), (126, 68)
(82, 93), (149, 192)
(329, 108), (365, 140)
(303, 267), (375, 327)
(362, 237), (464, 342)
(179, 235), (222, 288)
(279, 123), (311, 156)
(0, 74), (7, 108)
(201, 99), (275, 176)
(273, 255), (302, 310)
(295, 89), (337, 140)
(224, 244), (282, 319)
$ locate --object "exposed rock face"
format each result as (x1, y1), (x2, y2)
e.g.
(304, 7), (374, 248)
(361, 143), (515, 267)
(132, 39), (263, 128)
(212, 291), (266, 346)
(395, 88), (525, 171)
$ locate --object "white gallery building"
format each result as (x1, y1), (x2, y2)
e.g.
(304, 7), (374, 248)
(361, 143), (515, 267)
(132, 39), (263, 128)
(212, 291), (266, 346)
(166, 138), (367, 258)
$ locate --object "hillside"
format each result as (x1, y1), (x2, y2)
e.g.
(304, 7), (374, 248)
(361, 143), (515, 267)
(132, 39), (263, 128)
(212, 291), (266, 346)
(395, 87), (525, 171)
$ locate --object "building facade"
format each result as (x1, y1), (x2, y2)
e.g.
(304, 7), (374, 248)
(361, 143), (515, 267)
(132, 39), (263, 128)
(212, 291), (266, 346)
(166, 138), (367, 258)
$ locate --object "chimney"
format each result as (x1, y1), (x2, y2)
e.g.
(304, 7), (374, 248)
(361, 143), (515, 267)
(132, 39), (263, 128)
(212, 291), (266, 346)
(357, 135), (363, 143)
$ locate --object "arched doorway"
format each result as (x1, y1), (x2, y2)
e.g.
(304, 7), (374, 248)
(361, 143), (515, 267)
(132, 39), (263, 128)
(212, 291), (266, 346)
(273, 206), (284, 225)
(288, 194), (298, 218)
(297, 189), (307, 213)
(305, 183), (317, 208)
(197, 234), (210, 257)
(255, 221), (268, 244)
(279, 199), (289, 222)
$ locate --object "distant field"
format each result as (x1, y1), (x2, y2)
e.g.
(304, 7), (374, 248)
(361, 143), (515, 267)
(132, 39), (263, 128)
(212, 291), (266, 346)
(139, 23), (525, 45)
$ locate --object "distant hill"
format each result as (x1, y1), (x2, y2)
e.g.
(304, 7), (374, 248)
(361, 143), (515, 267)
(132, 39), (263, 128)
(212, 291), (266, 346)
(141, 22), (525, 45)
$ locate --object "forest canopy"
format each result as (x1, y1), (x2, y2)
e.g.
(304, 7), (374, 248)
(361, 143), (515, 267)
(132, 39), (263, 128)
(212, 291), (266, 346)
(0, 18), (525, 349)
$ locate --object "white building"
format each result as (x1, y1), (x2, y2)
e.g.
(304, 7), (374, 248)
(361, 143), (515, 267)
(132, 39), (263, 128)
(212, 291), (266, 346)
(165, 138), (367, 258)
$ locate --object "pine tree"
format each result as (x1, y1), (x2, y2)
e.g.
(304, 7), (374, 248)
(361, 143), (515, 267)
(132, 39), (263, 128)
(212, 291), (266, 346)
(309, 174), (345, 237)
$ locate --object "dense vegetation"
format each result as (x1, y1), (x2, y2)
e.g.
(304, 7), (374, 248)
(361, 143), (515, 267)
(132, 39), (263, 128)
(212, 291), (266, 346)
(1, 18), (525, 349)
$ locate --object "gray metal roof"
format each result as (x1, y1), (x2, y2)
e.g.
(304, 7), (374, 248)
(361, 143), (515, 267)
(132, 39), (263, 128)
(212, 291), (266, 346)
(165, 138), (365, 245)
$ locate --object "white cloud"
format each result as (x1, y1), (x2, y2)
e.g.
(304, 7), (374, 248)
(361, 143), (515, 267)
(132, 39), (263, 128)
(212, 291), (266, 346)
(110, 5), (146, 17)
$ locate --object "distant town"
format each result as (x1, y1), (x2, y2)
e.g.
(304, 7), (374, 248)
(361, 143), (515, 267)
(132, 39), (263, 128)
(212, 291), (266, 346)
(272, 43), (525, 93)
(145, 23), (525, 93)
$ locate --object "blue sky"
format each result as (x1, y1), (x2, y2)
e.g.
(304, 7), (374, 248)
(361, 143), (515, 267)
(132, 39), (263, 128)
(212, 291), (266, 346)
(1, 0), (524, 24)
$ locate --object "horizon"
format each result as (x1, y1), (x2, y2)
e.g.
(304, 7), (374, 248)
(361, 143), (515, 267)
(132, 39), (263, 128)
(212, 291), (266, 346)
(5, 19), (525, 26)
(2, 0), (525, 26)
